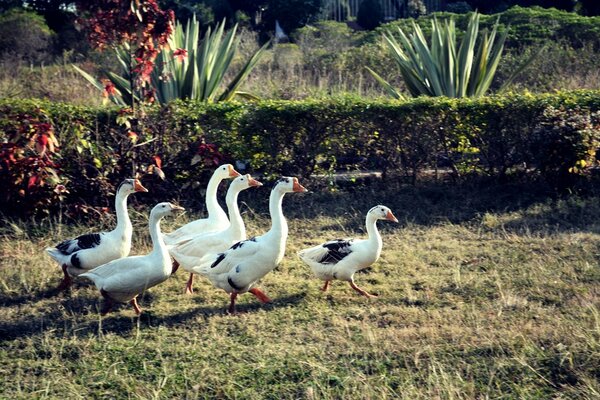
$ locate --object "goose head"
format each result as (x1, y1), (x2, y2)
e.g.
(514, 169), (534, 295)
(369, 205), (399, 223)
(230, 174), (263, 192)
(272, 176), (307, 194)
(117, 178), (148, 195)
(151, 202), (186, 220)
(214, 164), (241, 180)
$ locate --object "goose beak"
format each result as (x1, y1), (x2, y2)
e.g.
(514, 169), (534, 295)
(134, 180), (149, 193)
(247, 175), (263, 187)
(171, 204), (186, 212)
(292, 177), (307, 193)
(229, 165), (241, 177)
(386, 211), (399, 223)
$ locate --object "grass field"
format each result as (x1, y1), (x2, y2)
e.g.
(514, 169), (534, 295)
(1, 181), (599, 399)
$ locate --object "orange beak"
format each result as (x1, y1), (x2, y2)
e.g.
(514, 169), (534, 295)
(247, 175), (263, 187)
(171, 204), (185, 212)
(229, 165), (241, 178)
(134, 179), (149, 193)
(292, 177), (307, 193)
(386, 210), (399, 223)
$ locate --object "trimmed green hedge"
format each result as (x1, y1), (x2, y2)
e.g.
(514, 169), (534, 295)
(372, 6), (600, 48)
(1, 91), (600, 217)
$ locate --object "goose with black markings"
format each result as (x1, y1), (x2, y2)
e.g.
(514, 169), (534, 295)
(169, 174), (263, 294)
(81, 202), (185, 315)
(191, 177), (307, 313)
(46, 178), (148, 291)
(163, 164), (240, 245)
(298, 205), (398, 297)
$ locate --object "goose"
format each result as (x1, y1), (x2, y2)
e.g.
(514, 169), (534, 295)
(46, 178), (148, 291)
(80, 202), (185, 315)
(170, 174), (263, 294)
(298, 205), (398, 298)
(163, 164), (240, 245)
(190, 177), (307, 314)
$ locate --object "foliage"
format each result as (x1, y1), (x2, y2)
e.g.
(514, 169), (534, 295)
(0, 8), (54, 63)
(357, 0), (383, 30)
(367, 12), (518, 99)
(1, 91), (600, 216)
(372, 6), (600, 49)
(75, 17), (269, 106)
(0, 104), (65, 216)
(458, 0), (576, 13)
(75, 0), (175, 104)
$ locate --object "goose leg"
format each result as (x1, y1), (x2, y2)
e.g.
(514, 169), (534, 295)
(56, 264), (72, 291)
(249, 288), (272, 304)
(349, 280), (378, 298)
(184, 273), (194, 295)
(321, 280), (330, 292)
(130, 297), (142, 315)
(100, 289), (114, 315)
(228, 292), (238, 314)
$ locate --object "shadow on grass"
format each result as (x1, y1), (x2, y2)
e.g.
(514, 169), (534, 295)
(273, 178), (600, 234)
(0, 291), (308, 342)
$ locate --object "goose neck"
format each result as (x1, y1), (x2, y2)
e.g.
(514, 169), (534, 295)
(226, 189), (245, 238)
(268, 189), (287, 236)
(205, 174), (226, 219)
(114, 191), (132, 234)
(149, 214), (168, 257)
(365, 214), (382, 246)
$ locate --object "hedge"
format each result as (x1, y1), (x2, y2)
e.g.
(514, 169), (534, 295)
(1, 90), (600, 218)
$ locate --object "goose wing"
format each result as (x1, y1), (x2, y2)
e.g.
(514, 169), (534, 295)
(192, 236), (261, 275)
(299, 239), (355, 265)
(53, 232), (106, 255)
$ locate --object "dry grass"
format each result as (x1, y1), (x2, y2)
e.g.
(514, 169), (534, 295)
(1, 182), (599, 399)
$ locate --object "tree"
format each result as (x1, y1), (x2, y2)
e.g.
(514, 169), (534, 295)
(357, 0), (383, 30)
(578, 0), (600, 16)
(0, 8), (54, 63)
(260, 0), (325, 34)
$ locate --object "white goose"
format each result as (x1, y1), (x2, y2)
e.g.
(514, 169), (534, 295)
(298, 205), (398, 297)
(169, 174), (263, 294)
(46, 178), (148, 291)
(163, 164), (240, 245)
(80, 202), (185, 315)
(191, 177), (307, 313)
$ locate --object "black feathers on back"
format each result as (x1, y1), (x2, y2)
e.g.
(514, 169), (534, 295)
(319, 239), (353, 264)
(71, 253), (82, 269)
(211, 253), (226, 269)
(230, 241), (245, 250)
(56, 233), (102, 255)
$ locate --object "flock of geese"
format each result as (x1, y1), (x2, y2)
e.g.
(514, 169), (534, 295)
(45, 164), (398, 315)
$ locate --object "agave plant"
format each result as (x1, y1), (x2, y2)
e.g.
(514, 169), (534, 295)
(367, 12), (533, 99)
(75, 16), (269, 105)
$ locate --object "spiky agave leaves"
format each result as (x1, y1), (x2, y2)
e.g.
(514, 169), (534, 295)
(367, 12), (532, 99)
(75, 17), (269, 105)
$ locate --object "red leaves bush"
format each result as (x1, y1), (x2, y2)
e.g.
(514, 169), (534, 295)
(0, 106), (65, 216)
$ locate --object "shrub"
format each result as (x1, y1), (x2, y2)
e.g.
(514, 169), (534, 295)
(1, 91), (600, 217)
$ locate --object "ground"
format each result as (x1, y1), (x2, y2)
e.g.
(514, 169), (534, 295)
(1, 180), (599, 399)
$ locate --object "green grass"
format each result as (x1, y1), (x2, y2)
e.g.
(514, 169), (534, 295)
(1, 181), (599, 399)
